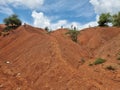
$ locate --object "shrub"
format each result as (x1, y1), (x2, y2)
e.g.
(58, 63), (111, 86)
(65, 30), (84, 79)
(45, 26), (49, 32)
(66, 29), (79, 42)
(106, 66), (115, 70)
(89, 63), (93, 66)
(93, 58), (106, 65)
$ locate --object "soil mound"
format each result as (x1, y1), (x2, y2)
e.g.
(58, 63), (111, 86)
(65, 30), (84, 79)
(0, 26), (120, 90)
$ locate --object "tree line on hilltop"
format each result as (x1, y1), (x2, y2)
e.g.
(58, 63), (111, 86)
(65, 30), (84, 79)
(98, 12), (120, 27)
(1, 12), (120, 42)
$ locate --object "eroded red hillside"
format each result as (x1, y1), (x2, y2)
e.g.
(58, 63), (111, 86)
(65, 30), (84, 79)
(0, 25), (120, 90)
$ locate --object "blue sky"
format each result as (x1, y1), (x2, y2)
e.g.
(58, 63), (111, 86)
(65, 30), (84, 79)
(0, 0), (120, 30)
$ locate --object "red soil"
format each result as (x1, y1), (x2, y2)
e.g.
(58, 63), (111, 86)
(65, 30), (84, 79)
(0, 24), (6, 32)
(0, 25), (120, 90)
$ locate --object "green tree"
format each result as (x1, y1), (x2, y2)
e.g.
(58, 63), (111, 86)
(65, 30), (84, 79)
(3, 14), (22, 31)
(66, 29), (79, 42)
(44, 26), (49, 32)
(98, 13), (112, 26)
(112, 12), (120, 27)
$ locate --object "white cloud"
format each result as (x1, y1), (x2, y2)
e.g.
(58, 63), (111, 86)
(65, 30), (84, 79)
(10, 0), (44, 9)
(40, 0), (93, 18)
(31, 11), (81, 30)
(51, 20), (68, 29)
(0, 0), (44, 15)
(79, 15), (99, 30)
(0, 0), (44, 10)
(31, 11), (98, 30)
(90, 0), (120, 14)
(0, 5), (14, 15)
(79, 21), (98, 30)
(0, 0), (14, 15)
(32, 11), (50, 28)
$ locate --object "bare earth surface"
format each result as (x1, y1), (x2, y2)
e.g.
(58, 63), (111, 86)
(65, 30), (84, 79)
(0, 25), (120, 90)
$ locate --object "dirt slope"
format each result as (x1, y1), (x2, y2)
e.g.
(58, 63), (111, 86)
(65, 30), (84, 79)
(78, 27), (120, 51)
(51, 29), (90, 69)
(0, 25), (120, 90)
(0, 24), (5, 33)
(95, 31), (120, 66)
(0, 26), (88, 90)
(51, 27), (120, 90)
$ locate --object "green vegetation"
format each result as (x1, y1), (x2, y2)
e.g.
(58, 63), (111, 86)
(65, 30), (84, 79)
(112, 12), (120, 26)
(98, 13), (112, 26)
(45, 27), (52, 34)
(66, 28), (79, 42)
(89, 58), (106, 66)
(93, 58), (106, 65)
(3, 14), (22, 31)
(98, 12), (120, 27)
(106, 65), (115, 71)
(44, 26), (49, 32)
